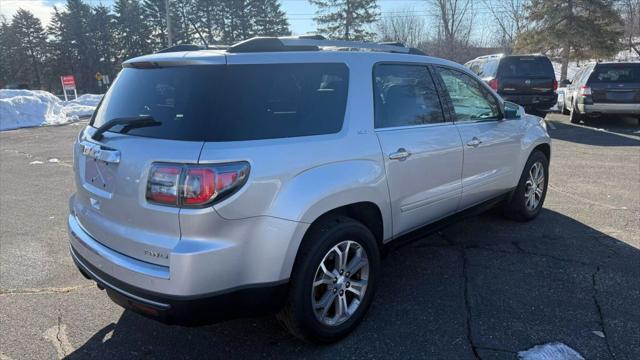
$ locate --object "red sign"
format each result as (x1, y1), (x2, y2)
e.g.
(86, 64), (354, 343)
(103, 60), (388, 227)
(60, 75), (76, 89)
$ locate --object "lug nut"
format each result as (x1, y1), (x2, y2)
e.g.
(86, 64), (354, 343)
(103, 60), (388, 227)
(346, 282), (350, 288)
(333, 277), (338, 283)
(339, 290), (344, 296)
(345, 272), (350, 277)
(333, 288), (337, 293)
(339, 269), (344, 275)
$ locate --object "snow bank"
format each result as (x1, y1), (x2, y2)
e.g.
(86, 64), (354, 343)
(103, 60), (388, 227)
(0, 90), (102, 131)
(518, 342), (584, 360)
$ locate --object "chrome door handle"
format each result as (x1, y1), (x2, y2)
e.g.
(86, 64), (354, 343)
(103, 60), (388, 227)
(389, 148), (411, 161)
(466, 137), (482, 148)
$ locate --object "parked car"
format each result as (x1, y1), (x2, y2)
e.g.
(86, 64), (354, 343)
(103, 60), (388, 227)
(68, 36), (551, 343)
(465, 54), (558, 112)
(561, 62), (640, 124)
(3, 83), (30, 90)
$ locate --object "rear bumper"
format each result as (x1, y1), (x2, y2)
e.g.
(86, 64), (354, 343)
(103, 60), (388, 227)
(71, 246), (288, 325)
(579, 103), (640, 115)
(501, 93), (558, 109)
(67, 193), (306, 324)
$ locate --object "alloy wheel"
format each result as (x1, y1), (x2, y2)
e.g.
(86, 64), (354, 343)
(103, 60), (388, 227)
(311, 240), (369, 326)
(524, 161), (545, 211)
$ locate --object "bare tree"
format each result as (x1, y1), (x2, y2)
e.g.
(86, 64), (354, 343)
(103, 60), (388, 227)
(482, 0), (530, 51)
(426, 0), (475, 60)
(375, 8), (427, 47)
(618, 0), (640, 56)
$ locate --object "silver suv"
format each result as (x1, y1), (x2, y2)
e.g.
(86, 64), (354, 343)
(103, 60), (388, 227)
(69, 36), (551, 343)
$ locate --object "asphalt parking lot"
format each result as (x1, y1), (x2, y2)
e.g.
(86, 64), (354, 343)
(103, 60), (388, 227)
(1, 113), (638, 360)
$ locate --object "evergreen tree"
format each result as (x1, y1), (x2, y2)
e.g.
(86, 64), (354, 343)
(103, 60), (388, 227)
(47, 0), (97, 92)
(46, 7), (74, 91)
(0, 19), (11, 88)
(7, 9), (48, 88)
(142, 0), (173, 49)
(254, 0), (291, 37)
(309, 0), (379, 40)
(190, 0), (227, 44)
(114, 0), (154, 59)
(90, 5), (118, 84)
(516, 0), (624, 80)
(220, 0), (255, 43)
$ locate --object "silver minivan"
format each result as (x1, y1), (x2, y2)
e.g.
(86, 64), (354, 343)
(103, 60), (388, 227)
(69, 36), (551, 343)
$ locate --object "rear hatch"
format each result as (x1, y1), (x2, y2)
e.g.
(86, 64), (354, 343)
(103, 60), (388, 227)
(497, 56), (556, 95)
(588, 63), (640, 104)
(73, 59), (225, 266)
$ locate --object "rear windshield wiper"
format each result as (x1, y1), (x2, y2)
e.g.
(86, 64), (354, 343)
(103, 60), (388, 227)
(92, 116), (161, 141)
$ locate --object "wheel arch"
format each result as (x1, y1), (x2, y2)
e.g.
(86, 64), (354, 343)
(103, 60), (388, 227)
(533, 142), (551, 161)
(280, 201), (387, 280)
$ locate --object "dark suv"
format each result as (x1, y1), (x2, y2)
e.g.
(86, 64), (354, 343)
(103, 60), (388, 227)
(465, 54), (558, 111)
(561, 62), (640, 124)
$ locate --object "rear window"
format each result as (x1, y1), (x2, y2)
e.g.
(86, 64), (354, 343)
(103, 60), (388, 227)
(91, 63), (349, 141)
(498, 57), (554, 78)
(479, 59), (499, 78)
(589, 64), (640, 83)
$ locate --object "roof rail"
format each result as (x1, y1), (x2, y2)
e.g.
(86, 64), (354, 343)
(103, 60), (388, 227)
(156, 44), (229, 54)
(475, 53), (504, 60)
(157, 44), (204, 53)
(227, 36), (414, 54)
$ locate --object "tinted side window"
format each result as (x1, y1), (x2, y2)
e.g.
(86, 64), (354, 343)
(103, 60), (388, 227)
(219, 63), (349, 140)
(436, 67), (501, 122)
(374, 64), (445, 128)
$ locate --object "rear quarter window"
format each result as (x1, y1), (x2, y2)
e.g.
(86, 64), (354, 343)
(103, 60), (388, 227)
(218, 63), (349, 141)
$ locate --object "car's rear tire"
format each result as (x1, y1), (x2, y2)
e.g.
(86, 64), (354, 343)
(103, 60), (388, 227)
(277, 216), (380, 343)
(569, 104), (582, 124)
(504, 150), (549, 221)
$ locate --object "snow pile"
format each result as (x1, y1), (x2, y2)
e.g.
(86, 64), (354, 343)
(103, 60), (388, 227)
(518, 342), (584, 360)
(0, 90), (102, 131)
(552, 62), (580, 81)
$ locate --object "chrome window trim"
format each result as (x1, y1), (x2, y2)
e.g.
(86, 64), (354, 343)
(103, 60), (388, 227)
(374, 122), (453, 132)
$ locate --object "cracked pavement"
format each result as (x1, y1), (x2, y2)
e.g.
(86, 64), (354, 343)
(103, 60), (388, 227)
(1, 114), (639, 359)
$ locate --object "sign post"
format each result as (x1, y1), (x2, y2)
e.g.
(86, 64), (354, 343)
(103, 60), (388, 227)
(60, 75), (77, 101)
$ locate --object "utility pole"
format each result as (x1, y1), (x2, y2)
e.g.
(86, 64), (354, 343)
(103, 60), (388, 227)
(165, 0), (173, 46)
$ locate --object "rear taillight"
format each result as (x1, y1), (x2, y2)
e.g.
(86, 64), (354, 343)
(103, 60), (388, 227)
(553, 79), (558, 91)
(146, 162), (249, 207)
(579, 85), (592, 96)
(488, 78), (499, 91)
(147, 165), (181, 205)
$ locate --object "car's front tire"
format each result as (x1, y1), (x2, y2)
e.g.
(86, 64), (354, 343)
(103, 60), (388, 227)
(277, 216), (380, 343)
(504, 150), (549, 221)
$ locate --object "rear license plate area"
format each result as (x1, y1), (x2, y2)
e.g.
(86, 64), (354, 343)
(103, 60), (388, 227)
(84, 156), (117, 193)
(606, 91), (635, 102)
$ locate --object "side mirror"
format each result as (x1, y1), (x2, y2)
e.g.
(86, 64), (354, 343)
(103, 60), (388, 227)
(560, 79), (572, 86)
(504, 101), (524, 120)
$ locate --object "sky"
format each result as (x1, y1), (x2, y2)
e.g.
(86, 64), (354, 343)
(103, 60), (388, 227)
(0, 0), (442, 35)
